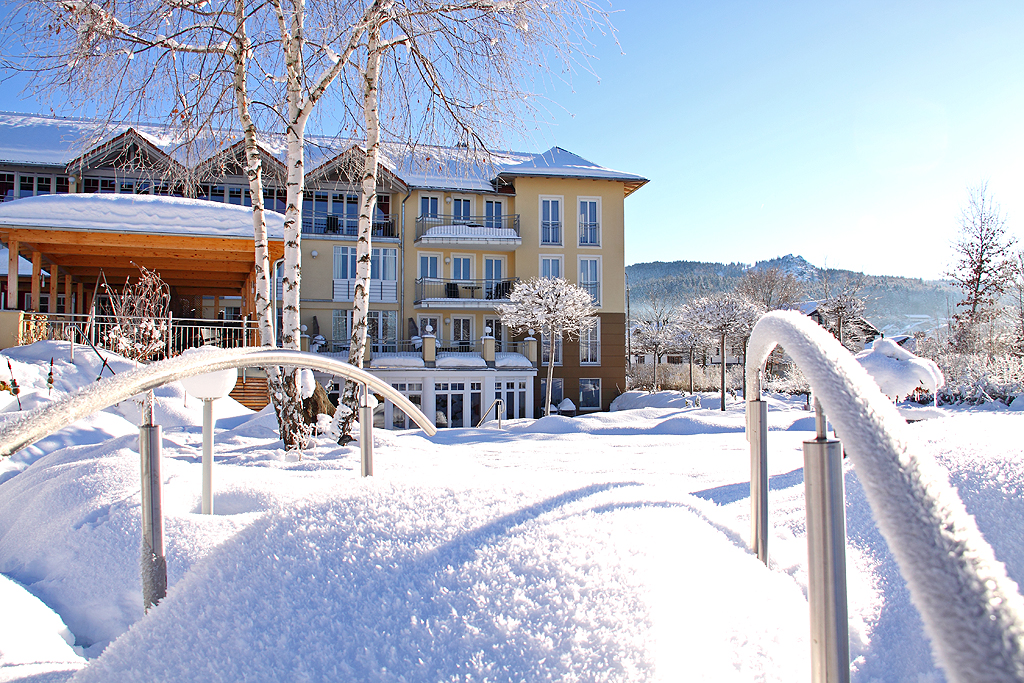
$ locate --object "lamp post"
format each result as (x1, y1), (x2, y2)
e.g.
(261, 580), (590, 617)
(179, 351), (238, 515)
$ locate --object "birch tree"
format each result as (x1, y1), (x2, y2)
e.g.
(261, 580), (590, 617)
(497, 277), (597, 416)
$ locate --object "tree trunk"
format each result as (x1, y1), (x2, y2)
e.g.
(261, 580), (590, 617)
(688, 347), (694, 394)
(720, 333), (726, 411)
(544, 324), (557, 416)
(339, 22), (383, 438)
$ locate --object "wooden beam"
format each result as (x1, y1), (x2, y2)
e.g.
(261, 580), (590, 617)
(1, 229), (268, 254)
(50, 255), (254, 273)
(7, 239), (17, 310)
(64, 274), (72, 314)
(37, 244), (261, 262)
(76, 281), (83, 315)
(31, 251), (41, 313)
(59, 267), (246, 285)
(49, 263), (58, 313)
(175, 287), (251, 297)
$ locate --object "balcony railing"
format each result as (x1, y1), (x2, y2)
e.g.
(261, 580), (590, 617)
(580, 281), (601, 305)
(415, 213), (520, 241)
(579, 221), (600, 246)
(541, 221), (561, 245)
(414, 277), (518, 303)
(301, 213), (399, 238)
(332, 279), (398, 303)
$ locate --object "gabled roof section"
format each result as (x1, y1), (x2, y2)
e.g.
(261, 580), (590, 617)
(304, 144), (407, 192)
(67, 127), (187, 178)
(497, 146), (649, 197)
(193, 139), (287, 184)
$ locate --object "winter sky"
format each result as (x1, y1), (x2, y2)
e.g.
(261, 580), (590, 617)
(1, 1), (1023, 281)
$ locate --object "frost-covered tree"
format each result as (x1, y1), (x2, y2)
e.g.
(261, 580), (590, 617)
(947, 183), (1016, 353)
(497, 278), (597, 416)
(735, 267), (802, 312)
(631, 319), (678, 391)
(682, 293), (763, 410)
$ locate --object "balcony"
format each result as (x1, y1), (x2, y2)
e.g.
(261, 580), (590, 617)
(580, 281), (601, 306)
(301, 213), (399, 240)
(414, 277), (519, 309)
(333, 279), (398, 303)
(415, 213), (521, 250)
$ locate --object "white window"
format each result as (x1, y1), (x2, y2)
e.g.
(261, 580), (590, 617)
(452, 256), (472, 280)
(331, 193), (359, 234)
(333, 246), (357, 279)
(333, 309), (397, 352)
(540, 255), (562, 279)
(579, 378), (601, 410)
(453, 197), (472, 222)
(485, 199), (503, 228)
(540, 378), (564, 408)
(484, 256), (505, 298)
(452, 317), (472, 343)
(540, 197), (562, 245)
(578, 198), (601, 246)
(419, 253), (440, 279)
(580, 317), (600, 365)
(371, 248), (397, 281)
(579, 257), (600, 305)
(420, 195), (439, 218)
(418, 316), (439, 336)
(484, 317), (504, 346)
(332, 309), (349, 351)
(541, 333), (562, 366)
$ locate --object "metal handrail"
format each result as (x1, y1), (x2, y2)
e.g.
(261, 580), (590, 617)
(477, 398), (505, 429)
(0, 347), (437, 458)
(745, 311), (1024, 683)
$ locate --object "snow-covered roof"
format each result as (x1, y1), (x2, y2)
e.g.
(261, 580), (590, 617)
(0, 193), (285, 240)
(0, 113), (646, 195)
(498, 147), (649, 195)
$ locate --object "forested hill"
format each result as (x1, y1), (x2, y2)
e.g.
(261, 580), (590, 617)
(625, 255), (961, 336)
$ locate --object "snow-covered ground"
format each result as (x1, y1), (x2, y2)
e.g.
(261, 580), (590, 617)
(0, 341), (1022, 682)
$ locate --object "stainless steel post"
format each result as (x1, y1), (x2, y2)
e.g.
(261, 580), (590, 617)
(804, 399), (850, 683)
(747, 399), (768, 564)
(360, 385), (373, 477)
(202, 398), (214, 514)
(139, 392), (166, 611)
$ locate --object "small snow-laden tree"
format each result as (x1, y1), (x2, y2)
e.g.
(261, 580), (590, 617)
(631, 319), (678, 391)
(815, 271), (867, 350)
(671, 326), (713, 394)
(497, 278), (597, 416)
(630, 279), (684, 391)
(1011, 251), (1024, 358)
(103, 265), (171, 363)
(735, 267), (803, 312)
(947, 183), (1016, 353)
(682, 293), (763, 410)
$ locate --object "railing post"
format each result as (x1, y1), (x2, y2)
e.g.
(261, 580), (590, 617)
(747, 397), (768, 564)
(359, 384), (375, 477)
(202, 398), (214, 514)
(166, 310), (173, 359)
(138, 391), (166, 612)
(804, 399), (850, 683)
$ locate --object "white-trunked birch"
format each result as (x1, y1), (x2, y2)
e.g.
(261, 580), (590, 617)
(497, 277), (597, 417)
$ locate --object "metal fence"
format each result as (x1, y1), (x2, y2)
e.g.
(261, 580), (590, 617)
(414, 277), (518, 302)
(22, 313), (260, 358)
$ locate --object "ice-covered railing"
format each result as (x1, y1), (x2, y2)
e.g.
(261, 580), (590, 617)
(0, 347), (436, 612)
(0, 347), (435, 457)
(745, 311), (1024, 683)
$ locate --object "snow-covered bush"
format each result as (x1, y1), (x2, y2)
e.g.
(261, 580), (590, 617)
(102, 266), (170, 363)
(628, 362), (744, 393)
(923, 352), (1024, 405)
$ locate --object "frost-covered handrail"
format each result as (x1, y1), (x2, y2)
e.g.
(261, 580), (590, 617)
(746, 311), (1024, 682)
(0, 347), (436, 458)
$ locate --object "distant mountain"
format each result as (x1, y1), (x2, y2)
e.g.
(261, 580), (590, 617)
(625, 256), (961, 337)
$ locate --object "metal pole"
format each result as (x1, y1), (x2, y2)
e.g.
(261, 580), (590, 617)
(138, 391), (166, 612)
(359, 384), (373, 477)
(202, 398), (214, 515)
(804, 399), (850, 683)
(748, 398), (768, 564)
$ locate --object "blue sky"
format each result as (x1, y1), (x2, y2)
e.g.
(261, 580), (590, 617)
(3, 1), (1023, 280)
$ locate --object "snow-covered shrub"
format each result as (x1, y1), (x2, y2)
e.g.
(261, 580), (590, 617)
(627, 362), (744, 393)
(922, 352), (1024, 405)
(102, 266), (171, 363)
(762, 363), (811, 395)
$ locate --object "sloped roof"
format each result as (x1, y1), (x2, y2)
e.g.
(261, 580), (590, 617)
(0, 112), (647, 194)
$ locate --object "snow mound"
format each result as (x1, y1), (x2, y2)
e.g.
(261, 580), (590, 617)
(855, 338), (944, 401)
